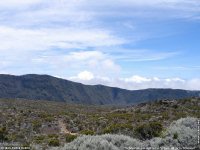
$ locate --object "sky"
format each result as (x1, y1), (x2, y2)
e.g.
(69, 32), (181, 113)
(0, 0), (200, 90)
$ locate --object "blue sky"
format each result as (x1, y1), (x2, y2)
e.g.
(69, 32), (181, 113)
(0, 0), (200, 90)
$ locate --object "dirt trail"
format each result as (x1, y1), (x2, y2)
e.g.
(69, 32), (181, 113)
(58, 119), (77, 135)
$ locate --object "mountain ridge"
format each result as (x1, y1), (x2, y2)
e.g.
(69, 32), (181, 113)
(0, 74), (199, 105)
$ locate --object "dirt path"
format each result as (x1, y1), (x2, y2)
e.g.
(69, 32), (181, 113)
(58, 119), (77, 135)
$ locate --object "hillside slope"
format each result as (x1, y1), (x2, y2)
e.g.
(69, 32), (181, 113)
(0, 74), (199, 105)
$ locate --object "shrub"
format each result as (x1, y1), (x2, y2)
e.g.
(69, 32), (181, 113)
(80, 130), (95, 135)
(161, 112), (170, 120)
(161, 117), (198, 148)
(48, 138), (60, 147)
(134, 121), (163, 140)
(61, 134), (142, 150)
(173, 105), (178, 109)
(65, 134), (77, 143)
(103, 128), (112, 134)
(51, 117), (199, 150)
(0, 126), (8, 142)
(103, 123), (133, 134)
(145, 117), (199, 148)
(7, 133), (17, 142)
(44, 116), (54, 122)
(32, 120), (42, 131)
(173, 132), (178, 139)
(34, 135), (45, 144)
(48, 134), (58, 139)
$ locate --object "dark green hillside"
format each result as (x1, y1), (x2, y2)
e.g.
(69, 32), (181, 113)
(0, 74), (199, 105)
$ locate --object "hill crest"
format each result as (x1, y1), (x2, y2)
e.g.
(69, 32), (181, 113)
(0, 74), (199, 105)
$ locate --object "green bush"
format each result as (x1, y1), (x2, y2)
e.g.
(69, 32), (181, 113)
(0, 126), (8, 142)
(173, 132), (178, 139)
(32, 120), (42, 131)
(103, 128), (112, 134)
(65, 134), (77, 143)
(103, 123), (133, 134)
(7, 133), (17, 142)
(48, 134), (58, 139)
(60, 117), (198, 149)
(80, 130), (95, 135)
(162, 112), (170, 120)
(48, 138), (60, 147)
(45, 116), (54, 122)
(134, 121), (163, 140)
(107, 113), (132, 120)
(34, 135), (45, 144)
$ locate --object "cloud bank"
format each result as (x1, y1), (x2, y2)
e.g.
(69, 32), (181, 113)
(69, 71), (200, 90)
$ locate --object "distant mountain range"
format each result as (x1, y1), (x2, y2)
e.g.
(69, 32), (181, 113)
(0, 74), (199, 105)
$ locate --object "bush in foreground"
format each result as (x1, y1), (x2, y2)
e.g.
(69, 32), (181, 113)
(0, 126), (8, 142)
(48, 138), (60, 147)
(134, 121), (163, 140)
(65, 134), (77, 143)
(48, 117), (199, 150)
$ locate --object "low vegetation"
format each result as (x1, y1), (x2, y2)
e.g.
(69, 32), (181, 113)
(134, 121), (163, 140)
(50, 117), (199, 150)
(0, 126), (8, 143)
(65, 134), (77, 143)
(0, 97), (199, 149)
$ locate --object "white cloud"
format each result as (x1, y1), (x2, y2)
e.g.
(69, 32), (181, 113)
(60, 51), (121, 76)
(187, 79), (200, 90)
(1, 0), (199, 29)
(0, 25), (124, 74)
(165, 78), (185, 83)
(109, 49), (179, 62)
(60, 51), (121, 73)
(67, 51), (104, 61)
(120, 76), (188, 90)
(69, 71), (112, 85)
(0, 26), (124, 52)
(69, 73), (200, 90)
(0, 0), (41, 7)
(0, 0), (197, 56)
(3, 50), (120, 77)
(123, 75), (151, 83)
(71, 71), (94, 81)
